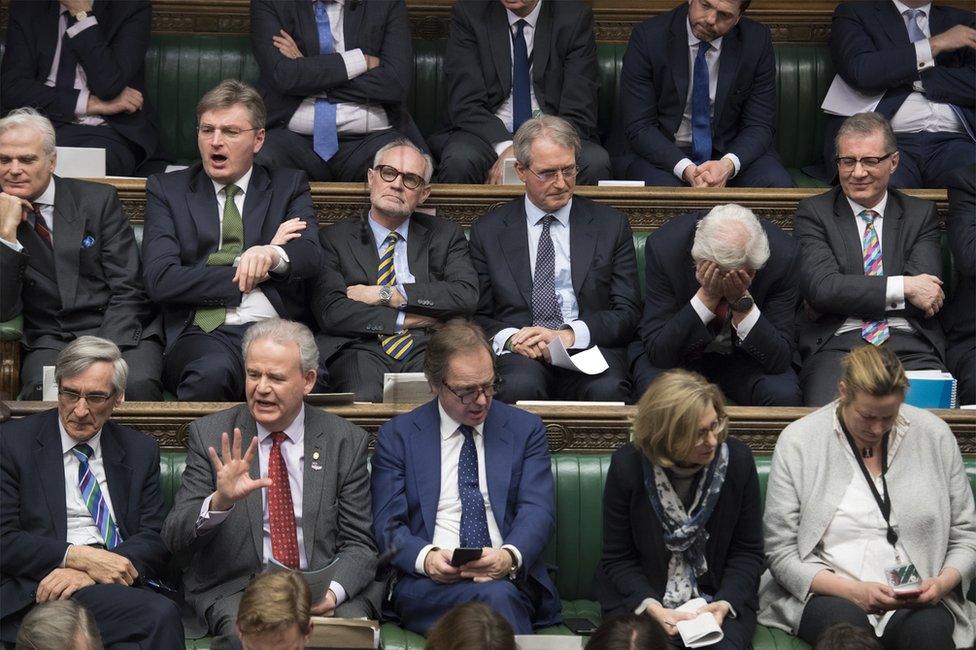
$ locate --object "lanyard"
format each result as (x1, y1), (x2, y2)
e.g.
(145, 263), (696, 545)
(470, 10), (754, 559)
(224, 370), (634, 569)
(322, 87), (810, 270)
(838, 412), (899, 549)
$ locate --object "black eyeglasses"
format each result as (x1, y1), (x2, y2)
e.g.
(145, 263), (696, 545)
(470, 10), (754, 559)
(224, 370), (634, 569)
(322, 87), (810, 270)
(373, 164), (427, 190)
(58, 388), (116, 405)
(442, 379), (502, 405)
(834, 152), (896, 171)
(524, 165), (579, 183)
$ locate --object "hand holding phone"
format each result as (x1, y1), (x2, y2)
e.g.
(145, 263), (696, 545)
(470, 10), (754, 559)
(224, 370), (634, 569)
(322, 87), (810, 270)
(450, 547), (484, 567)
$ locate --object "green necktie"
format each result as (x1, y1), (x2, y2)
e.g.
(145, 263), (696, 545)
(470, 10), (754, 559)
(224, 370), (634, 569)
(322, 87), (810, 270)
(194, 184), (243, 333)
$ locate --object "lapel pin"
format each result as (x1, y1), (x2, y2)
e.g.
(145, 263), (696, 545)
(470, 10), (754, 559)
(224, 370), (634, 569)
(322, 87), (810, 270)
(81, 235), (95, 249)
(310, 449), (322, 471)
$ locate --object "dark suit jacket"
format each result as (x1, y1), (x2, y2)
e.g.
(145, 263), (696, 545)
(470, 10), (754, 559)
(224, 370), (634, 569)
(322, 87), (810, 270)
(0, 410), (169, 625)
(311, 212), (478, 363)
(594, 440), (764, 624)
(249, 0), (425, 148)
(439, 0), (599, 145)
(795, 186), (945, 359)
(0, 177), (158, 350)
(942, 165), (975, 358)
(0, 0), (160, 163)
(161, 404), (377, 622)
(469, 195), (641, 348)
(638, 211), (799, 374)
(370, 399), (561, 628)
(141, 163), (322, 350)
(612, 3), (777, 173)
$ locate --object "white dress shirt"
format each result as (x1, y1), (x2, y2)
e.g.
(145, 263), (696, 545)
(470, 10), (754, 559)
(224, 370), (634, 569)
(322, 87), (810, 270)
(367, 214), (414, 331)
(61, 423), (118, 549)
(287, 0), (392, 137)
(0, 178), (57, 252)
(673, 21), (741, 181)
(414, 402), (522, 574)
(492, 196), (591, 355)
(44, 7), (105, 125)
(492, 1), (544, 154)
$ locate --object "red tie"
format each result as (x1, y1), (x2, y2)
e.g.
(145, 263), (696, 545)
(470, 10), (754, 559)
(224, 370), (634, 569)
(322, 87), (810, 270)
(268, 432), (300, 569)
(33, 209), (53, 249)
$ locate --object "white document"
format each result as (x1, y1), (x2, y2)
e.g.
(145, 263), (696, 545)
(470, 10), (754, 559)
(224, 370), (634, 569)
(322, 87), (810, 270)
(502, 158), (524, 185)
(546, 337), (609, 375)
(42, 366), (57, 401)
(515, 635), (584, 650)
(598, 180), (646, 187)
(382, 372), (432, 404)
(674, 598), (724, 648)
(821, 74), (883, 116)
(54, 146), (106, 178)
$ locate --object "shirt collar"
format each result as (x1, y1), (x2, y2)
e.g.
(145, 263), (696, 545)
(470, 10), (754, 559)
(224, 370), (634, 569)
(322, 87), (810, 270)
(368, 213), (410, 245)
(847, 192), (889, 220)
(524, 195), (571, 228)
(60, 420), (103, 457)
(892, 0), (931, 17)
(210, 166), (253, 199)
(507, 1), (543, 30)
(256, 404), (306, 445)
(34, 176), (56, 208)
(686, 19), (724, 53)
(437, 401), (485, 441)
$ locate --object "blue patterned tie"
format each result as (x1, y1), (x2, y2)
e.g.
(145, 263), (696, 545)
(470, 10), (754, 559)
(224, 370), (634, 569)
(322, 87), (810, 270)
(458, 425), (491, 549)
(512, 19), (532, 133)
(691, 41), (713, 164)
(71, 444), (122, 549)
(313, 0), (339, 161)
(531, 215), (561, 329)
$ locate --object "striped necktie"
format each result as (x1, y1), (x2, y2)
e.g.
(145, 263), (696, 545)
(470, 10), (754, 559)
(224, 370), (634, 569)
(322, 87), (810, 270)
(860, 210), (890, 345)
(378, 232), (414, 359)
(71, 444), (122, 549)
(194, 184), (243, 333)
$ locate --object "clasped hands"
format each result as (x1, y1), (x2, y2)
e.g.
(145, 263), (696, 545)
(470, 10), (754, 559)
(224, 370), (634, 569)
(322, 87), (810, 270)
(682, 159), (735, 188)
(423, 547), (512, 585)
(505, 327), (575, 363)
(36, 544), (139, 603)
(695, 261), (755, 315)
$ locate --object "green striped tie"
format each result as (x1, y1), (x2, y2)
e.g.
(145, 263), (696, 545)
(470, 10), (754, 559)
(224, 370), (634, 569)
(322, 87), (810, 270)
(194, 184), (243, 333)
(378, 232), (414, 359)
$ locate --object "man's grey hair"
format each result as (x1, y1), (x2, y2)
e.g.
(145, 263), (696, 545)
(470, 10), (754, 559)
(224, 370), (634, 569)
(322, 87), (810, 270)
(55, 336), (128, 396)
(0, 107), (57, 158)
(835, 112), (897, 155)
(372, 138), (434, 183)
(15, 597), (103, 650)
(242, 319), (319, 374)
(691, 203), (770, 270)
(513, 115), (582, 167)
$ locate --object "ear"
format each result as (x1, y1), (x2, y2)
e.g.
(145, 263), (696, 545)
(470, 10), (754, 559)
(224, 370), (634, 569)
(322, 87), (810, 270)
(303, 369), (317, 395)
(837, 381), (848, 403)
(252, 128), (266, 154)
(889, 150), (900, 174)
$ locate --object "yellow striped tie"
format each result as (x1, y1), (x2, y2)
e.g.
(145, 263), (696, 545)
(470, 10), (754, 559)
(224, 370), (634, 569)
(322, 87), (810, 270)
(378, 232), (414, 359)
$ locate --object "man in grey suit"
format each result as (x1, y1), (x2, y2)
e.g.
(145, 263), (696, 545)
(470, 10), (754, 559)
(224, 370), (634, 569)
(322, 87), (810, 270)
(796, 112), (947, 405)
(162, 318), (378, 649)
(0, 107), (162, 400)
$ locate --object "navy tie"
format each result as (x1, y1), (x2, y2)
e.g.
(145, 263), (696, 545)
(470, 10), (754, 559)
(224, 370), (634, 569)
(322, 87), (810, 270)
(531, 215), (561, 329)
(691, 40), (713, 164)
(56, 13), (79, 93)
(458, 425), (491, 549)
(512, 19), (532, 133)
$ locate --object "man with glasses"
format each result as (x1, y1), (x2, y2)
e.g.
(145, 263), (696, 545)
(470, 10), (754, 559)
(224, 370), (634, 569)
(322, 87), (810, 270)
(311, 139), (478, 401)
(795, 112), (947, 405)
(371, 319), (561, 635)
(469, 115), (640, 403)
(142, 80), (322, 401)
(0, 336), (183, 646)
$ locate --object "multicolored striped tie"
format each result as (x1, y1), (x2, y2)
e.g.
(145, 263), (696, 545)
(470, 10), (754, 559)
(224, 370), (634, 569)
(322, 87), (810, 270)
(860, 210), (890, 345)
(71, 444), (121, 549)
(378, 233), (414, 359)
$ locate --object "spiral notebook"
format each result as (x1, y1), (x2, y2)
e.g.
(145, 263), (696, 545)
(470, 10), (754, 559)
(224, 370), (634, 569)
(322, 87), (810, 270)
(904, 370), (957, 409)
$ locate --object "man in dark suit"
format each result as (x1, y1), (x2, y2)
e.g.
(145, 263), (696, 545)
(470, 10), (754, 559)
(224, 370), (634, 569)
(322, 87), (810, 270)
(142, 80), (322, 401)
(1, 0), (163, 176)
(249, 0), (426, 182)
(630, 204), (802, 405)
(0, 108), (162, 400)
(942, 164), (974, 404)
(796, 112), (947, 406)
(470, 115), (640, 403)
(371, 320), (561, 635)
(611, 0), (791, 188)
(431, 0), (610, 185)
(0, 336), (183, 646)
(825, 0), (976, 188)
(312, 140), (479, 402)
(163, 319), (379, 649)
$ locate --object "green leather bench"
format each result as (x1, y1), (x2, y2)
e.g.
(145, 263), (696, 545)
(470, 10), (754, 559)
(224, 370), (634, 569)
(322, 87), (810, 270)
(157, 448), (976, 650)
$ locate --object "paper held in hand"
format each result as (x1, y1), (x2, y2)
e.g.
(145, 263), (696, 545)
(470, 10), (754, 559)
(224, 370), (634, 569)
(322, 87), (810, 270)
(546, 337), (609, 375)
(308, 617), (379, 649)
(674, 598), (724, 648)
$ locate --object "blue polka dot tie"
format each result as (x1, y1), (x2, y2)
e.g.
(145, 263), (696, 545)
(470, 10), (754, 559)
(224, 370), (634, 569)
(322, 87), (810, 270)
(457, 425), (491, 548)
(531, 215), (561, 329)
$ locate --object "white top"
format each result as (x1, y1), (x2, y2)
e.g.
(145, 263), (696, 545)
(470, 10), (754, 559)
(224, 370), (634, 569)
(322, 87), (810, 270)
(492, 0), (544, 154)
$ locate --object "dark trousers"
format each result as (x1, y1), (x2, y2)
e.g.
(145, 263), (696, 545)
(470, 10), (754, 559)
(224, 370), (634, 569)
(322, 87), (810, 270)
(495, 346), (631, 404)
(162, 324), (251, 401)
(619, 149), (793, 188)
(797, 595), (954, 650)
(55, 123), (141, 177)
(325, 338), (427, 402)
(256, 128), (417, 182)
(889, 131), (975, 189)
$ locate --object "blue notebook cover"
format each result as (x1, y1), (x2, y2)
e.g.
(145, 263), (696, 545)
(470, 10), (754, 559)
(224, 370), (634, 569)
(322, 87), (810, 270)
(904, 374), (957, 409)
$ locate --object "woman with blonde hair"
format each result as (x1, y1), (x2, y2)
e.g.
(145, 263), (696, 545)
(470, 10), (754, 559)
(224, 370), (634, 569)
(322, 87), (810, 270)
(595, 370), (764, 648)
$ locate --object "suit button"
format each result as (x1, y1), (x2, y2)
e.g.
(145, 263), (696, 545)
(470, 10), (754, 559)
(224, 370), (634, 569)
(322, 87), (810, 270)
(817, 338), (823, 345)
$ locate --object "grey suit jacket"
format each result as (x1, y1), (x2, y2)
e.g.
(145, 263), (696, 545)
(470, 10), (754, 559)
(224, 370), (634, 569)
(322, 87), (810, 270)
(795, 186), (945, 359)
(161, 404), (377, 622)
(758, 403), (976, 647)
(0, 176), (158, 349)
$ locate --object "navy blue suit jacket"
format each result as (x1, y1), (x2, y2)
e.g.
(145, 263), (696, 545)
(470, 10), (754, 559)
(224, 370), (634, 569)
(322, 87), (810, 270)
(612, 3), (778, 174)
(370, 399), (561, 628)
(637, 211), (799, 374)
(0, 410), (169, 624)
(141, 163), (322, 350)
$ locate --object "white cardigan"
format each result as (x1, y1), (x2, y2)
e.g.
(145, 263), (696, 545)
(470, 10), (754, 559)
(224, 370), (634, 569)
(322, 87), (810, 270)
(758, 403), (976, 647)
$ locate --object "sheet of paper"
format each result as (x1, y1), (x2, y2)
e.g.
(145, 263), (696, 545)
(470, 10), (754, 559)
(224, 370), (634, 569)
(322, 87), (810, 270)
(821, 74), (883, 116)
(546, 337), (610, 375)
(382, 372), (432, 404)
(675, 598), (724, 648)
(515, 635), (584, 650)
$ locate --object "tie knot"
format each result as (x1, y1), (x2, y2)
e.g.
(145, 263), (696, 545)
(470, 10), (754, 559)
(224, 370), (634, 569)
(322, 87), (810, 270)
(459, 424), (476, 441)
(515, 19), (527, 34)
(271, 431), (287, 446)
(385, 232), (400, 245)
(904, 8), (924, 20)
(860, 209), (879, 224)
(539, 214), (556, 228)
(224, 184), (240, 199)
(73, 443), (94, 460)
(698, 40), (712, 55)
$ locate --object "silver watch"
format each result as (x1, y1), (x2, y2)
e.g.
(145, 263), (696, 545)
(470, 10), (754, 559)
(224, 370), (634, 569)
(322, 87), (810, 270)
(378, 285), (393, 306)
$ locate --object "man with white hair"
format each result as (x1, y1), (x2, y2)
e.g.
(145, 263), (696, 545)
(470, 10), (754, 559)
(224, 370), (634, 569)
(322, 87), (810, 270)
(0, 107), (162, 400)
(631, 203), (802, 405)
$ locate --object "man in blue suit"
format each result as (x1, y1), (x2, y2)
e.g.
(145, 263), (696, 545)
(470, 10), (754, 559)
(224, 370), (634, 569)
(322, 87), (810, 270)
(370, 319), (561, 635)
(611, 0), (791, 188)
(825, 1), (976, 188)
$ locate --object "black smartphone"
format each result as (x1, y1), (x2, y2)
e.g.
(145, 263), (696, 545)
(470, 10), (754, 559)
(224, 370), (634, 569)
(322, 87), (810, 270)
(450, 547), (484, 567)
(563, 617), (598, 635)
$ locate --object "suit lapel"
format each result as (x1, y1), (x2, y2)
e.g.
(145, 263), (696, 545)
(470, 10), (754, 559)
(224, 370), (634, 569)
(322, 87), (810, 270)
(713, 28), (741, 128)
(348, 216), (380, 283)
(242, 166), (272, 249)
(532, 4), (553, 99)
(881, 192), (905, 271)
(670, 10), (691, 113)
(482, 406), (513, 533)
(569, 202), (596, 295)
(186, 169), (221, 256)
(298, 0), (321, 55)
(38, 1), (61, 76)
(18, 221), (57, 282)
(301, 409), (325, 564)
(342, 0), (366, 50)
(237, 411), (266, 563)
(410, 401), (442, 540)
(489, 2), (513, 94)
(406, 216), (430, 282)
(33, 412), (68, 542)
(100, 423), (132, 539)
(833, 190), (866, 273)
(501, 204), (533, 308)
(877, 1), (910, 46)
(52, 178), (83, 311)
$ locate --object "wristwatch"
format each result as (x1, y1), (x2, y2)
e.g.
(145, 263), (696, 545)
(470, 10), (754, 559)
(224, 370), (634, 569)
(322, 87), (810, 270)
(503, 548), (519, 581)
(730, 293), (754, 313)
(378, 285), (393, 306)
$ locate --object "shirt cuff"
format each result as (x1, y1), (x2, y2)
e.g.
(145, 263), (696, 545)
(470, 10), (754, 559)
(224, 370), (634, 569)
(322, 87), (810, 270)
(732, 305), (760, 341)
(691, 293), (717, 325)
(75, 87), (90, 118)
(395, 310), (406, 330)
(720, 600), (737, 619)
(416, 544), (437, 575)
(329, 581), (347, 606)
(634, 597), (662, 615)
(565, 321), (590, 350)
(65, 15), (97, 38)
(60, 546), (71, 568)
(493, 140), (515, 157)
(916, 39), (935, 73)
(196, 493), (233, 531)
(886, 276), (906, 311)
(674, 158), (694, 182)
(501, 544), (523, 571)
(1, 237), (23, 252)
(493, 328), (520, 355)
(269, 245), (290, 274)
(722, 153), (741, 178)
(342, 48), (368, 79)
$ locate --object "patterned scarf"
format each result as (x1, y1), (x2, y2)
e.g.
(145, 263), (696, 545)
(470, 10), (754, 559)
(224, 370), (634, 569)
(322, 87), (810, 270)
(641, 443), (730, 608)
